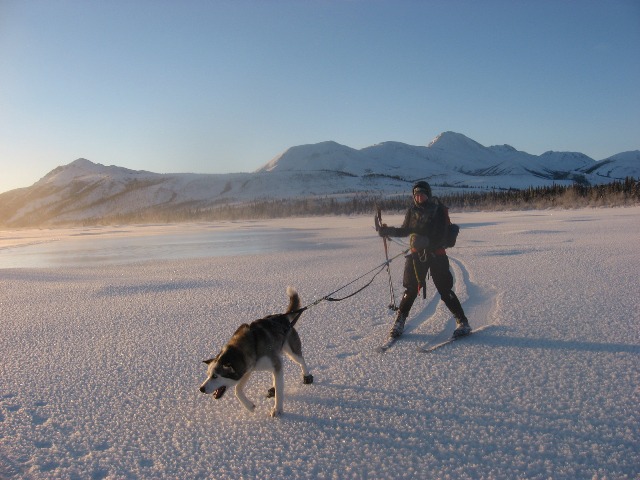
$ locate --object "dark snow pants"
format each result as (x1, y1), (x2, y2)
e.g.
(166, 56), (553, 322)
(397, 252), (466, 320)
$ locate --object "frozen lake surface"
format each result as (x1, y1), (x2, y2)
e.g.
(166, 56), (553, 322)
(1, 208), (638, 479)
(0, 222), (338, 269)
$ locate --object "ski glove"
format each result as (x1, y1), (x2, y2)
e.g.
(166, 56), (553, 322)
(378, 226), (399, 237)
(409, 233), (430, 252)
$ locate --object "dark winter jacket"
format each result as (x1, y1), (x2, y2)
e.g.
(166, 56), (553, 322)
(384, 198), (449, 255)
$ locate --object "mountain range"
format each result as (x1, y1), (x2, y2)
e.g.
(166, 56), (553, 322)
(1, 132), (638, 227)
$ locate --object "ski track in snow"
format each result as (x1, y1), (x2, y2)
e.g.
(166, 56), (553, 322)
(376, 253), (502, 352)
(1, 207), (639, 479)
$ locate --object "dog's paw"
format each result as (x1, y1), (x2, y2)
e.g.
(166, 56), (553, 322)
(303, 374), (314, 385)
(270, 407), (283, 418)
(266, 387), (275, 398)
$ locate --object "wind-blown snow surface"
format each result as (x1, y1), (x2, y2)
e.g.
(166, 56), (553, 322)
(1, 208), (638, 479)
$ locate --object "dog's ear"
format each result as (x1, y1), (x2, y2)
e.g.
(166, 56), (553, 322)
(222, 363), (235, 373)
(203, 359), (215, 365)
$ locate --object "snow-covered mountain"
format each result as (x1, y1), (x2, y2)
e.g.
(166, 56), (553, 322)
(262, 132), (603, 184)
(581, 150), (640, 180)
(1, 132), (638, 226)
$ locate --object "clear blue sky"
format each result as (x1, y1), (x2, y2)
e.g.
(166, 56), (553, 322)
(1, 0), (639, 193)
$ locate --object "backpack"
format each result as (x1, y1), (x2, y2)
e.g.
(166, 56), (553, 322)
(442, 205), (460, 248)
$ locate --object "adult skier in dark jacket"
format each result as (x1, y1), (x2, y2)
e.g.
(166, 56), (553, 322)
(377, 181), (470, 338)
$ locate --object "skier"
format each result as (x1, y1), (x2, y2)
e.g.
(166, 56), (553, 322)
(377, 181), (470, 339)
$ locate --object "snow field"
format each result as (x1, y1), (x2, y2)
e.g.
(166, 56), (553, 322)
(1, 207), (638, 479)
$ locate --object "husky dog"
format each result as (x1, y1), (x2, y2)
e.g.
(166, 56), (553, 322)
(199, 286), (313, 417)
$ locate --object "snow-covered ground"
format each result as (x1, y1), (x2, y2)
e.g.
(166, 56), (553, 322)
(1, 207), (638, 479)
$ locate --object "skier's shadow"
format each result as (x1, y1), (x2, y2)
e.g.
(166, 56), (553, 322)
(471, 330), (639, 355)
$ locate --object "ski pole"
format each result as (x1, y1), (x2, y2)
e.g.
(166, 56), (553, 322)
(375, 205), (398, 311)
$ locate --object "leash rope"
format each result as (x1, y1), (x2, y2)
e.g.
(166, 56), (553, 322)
(288, 247), (409, 327)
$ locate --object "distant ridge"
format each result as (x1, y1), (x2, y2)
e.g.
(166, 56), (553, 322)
(1, 132), (638, 226)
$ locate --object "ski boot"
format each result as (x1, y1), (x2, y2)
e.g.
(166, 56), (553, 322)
(389, 312), (407, 338)
(452, 317), (471, 338)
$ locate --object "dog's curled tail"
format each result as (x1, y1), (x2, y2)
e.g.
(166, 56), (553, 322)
(286, 286), (301, 314)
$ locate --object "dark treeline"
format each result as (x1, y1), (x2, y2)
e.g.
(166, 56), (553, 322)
(98, 177), (639, 225)
(438, 176), (640, 211)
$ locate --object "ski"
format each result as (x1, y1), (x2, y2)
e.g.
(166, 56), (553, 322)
(418, 333), (469, 353)
(376, 336), (399, 353)
(418, 324), (493, 353)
